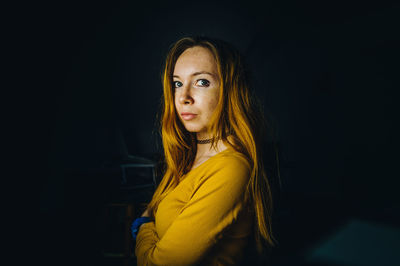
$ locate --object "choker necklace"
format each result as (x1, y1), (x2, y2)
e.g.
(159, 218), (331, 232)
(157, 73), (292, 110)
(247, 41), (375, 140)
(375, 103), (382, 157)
(196, 138), (213, 144)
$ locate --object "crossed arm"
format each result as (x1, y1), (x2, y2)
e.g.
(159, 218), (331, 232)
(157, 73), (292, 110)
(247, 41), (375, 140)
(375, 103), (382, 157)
(135, 160), (250, 266)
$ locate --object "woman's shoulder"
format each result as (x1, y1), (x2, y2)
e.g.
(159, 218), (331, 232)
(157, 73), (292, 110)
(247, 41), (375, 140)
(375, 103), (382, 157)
(187, 147), (252, 204)
(213, 147), (251, 171)
(194, 147), (251, 185)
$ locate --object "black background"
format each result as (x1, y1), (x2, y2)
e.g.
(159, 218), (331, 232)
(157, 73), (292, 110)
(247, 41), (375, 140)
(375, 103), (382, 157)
(12, 0), (400, 265)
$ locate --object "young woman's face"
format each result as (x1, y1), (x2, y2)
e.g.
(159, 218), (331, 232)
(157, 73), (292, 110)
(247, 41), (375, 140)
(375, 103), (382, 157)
(173, 46), (220, 139)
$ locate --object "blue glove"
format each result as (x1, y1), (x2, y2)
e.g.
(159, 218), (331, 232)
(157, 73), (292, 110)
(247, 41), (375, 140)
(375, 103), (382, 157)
(131, 217), (151, 240)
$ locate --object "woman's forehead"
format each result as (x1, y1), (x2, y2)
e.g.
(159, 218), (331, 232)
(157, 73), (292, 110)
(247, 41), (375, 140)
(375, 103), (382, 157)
(173, 47), (218, 77)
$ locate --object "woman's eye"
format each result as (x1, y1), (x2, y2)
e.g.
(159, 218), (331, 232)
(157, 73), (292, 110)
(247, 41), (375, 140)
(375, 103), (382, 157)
(196, 79), (210, 87)
(173, 81), (183, 88)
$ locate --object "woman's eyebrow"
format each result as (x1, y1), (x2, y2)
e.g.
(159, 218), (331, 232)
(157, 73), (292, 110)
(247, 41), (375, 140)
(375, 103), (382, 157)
(192, 71), (214, 76)
(173, 71), (215, 79)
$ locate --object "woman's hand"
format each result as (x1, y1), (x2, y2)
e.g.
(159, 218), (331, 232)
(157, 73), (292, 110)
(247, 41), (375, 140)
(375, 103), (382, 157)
(141, 208), (151, 217)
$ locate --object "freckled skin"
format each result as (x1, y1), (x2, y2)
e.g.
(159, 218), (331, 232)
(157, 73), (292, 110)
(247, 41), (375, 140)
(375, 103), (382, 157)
(173, 46), (220, 140)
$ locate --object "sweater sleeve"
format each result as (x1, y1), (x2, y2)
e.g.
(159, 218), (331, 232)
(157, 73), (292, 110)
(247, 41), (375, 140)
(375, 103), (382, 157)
(135, 156), (250, 266)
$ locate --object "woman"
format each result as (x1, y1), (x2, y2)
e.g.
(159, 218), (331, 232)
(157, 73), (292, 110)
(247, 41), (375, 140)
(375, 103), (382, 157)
(132, 36), (276, 265)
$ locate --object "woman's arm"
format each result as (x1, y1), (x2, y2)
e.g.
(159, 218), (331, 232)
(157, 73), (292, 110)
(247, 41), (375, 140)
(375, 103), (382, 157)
(131, 209), (153, 240)
(141, 209), (151, 218)
(135, 157), (250, 266)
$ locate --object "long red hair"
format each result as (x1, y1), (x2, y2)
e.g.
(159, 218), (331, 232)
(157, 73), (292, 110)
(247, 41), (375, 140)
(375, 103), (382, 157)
(147, 36), (276, 252)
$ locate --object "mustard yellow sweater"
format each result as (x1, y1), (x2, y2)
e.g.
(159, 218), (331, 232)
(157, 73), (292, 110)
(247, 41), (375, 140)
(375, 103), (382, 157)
(135, 147), (254, 265)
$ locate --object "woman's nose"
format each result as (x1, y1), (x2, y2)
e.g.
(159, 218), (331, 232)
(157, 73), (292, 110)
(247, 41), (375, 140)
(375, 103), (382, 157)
(179, 85), (194, 105)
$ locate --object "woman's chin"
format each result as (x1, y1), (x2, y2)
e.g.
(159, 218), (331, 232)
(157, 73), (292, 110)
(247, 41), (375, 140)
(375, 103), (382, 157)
(183, 125), (202, 133)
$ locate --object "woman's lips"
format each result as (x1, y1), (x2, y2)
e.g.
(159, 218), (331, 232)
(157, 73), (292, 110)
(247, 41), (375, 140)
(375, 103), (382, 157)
(181, 112), (197, 121)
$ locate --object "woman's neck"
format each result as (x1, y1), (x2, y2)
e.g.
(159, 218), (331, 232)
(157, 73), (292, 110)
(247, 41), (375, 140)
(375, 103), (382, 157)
(189, 134), (232, 171)
(195, 138), (228, 158)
